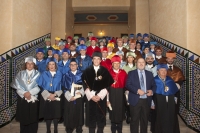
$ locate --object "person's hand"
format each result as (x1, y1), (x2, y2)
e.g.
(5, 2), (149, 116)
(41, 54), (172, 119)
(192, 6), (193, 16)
(70, 97), (76, 101)
(147, 90), (153, 96)
(137, 89), (145, 96)
(76, 92), (81, 96)
(95, 95), (101, 102)
(48, 94), (56, 101)
(24, 92), (31, 100)
(91, 96), (98, 102)
(151, 106), (155, 109)
(107, 101), (111, 107)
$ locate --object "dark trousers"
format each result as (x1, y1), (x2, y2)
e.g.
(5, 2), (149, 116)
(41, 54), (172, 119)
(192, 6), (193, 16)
(20, 122), (38, 133)
(66, 126), (83, 133)
(46, 119), (59, 133)
(111, 122), (122, 133)
(175, 90), (180, 114)
(89, 127), (104, 133)
(150, 109), (156, 133)
(130, 99), (150, 133)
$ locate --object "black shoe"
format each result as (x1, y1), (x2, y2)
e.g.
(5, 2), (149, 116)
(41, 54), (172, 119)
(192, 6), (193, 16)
(39, 118), (44, 123)
(58, 117), (64, 124)
(126, 117), (131, 124)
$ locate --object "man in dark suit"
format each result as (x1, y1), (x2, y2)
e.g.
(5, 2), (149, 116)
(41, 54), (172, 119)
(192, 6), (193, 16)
(126, 58), (156, 133)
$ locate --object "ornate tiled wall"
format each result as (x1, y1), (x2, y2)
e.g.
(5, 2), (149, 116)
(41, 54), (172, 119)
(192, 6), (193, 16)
(150, 33), (200, 132)
(0, 33), (50, 127)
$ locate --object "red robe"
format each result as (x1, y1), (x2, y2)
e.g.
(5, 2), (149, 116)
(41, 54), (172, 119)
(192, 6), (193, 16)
(100, 59), (112, 70)
(65, 43), (71, 49)
(109, 69), (127, 88)
(86, 46), (101, 57)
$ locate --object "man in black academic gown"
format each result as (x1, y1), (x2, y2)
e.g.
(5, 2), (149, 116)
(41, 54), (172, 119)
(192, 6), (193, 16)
(154, 64), (180, 133)
(81, 51), (114, 133)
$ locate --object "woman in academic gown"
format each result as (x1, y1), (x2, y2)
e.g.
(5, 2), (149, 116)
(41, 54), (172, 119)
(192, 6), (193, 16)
(108, 55), (127, 133)
(154, 64), (180, 133)
(62, 58), (85, 133)
(37, 57), (63, 133)
(11, 56), (40, 133)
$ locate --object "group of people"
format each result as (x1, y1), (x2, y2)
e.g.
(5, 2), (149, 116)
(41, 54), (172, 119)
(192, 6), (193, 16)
(11, 32), (185, 133)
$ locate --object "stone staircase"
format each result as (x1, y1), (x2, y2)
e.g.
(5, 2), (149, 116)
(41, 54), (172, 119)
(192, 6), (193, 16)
(0, 115), (196, 133)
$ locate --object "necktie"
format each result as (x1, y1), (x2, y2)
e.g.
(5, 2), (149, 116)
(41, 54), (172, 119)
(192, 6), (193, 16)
(169, 66), (172, 71)
(140, 71), (146, 98)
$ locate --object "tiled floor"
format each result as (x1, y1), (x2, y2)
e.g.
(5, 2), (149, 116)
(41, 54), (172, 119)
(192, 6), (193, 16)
(0, 116), (197, 133)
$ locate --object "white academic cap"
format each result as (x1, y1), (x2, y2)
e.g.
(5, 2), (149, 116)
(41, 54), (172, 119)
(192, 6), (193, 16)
(25, 56), (36, 64)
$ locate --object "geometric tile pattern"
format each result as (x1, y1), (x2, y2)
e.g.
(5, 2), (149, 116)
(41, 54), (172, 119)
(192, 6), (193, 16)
(188, 60), (200, 114)
(0, 60), (10, 112)
(0, 33), (50, 128)
(150, 33), (200, 132)
(0, 34), (50, 63)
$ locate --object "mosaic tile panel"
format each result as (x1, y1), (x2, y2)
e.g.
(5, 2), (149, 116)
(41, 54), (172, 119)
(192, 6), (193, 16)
(151, 33), (200, 132)
(189, 60), (200, 115)
(0, 34), (50, 63)
(0, 60), (10, 112)
(0, 33), (50, 128)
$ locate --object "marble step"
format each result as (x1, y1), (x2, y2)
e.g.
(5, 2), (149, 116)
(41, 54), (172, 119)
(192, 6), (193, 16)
(0, 116), (197, 133)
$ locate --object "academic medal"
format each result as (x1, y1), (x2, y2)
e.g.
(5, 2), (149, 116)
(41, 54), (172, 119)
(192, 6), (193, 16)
(165, 86), (169, 92)
(98, 75), (102, 80)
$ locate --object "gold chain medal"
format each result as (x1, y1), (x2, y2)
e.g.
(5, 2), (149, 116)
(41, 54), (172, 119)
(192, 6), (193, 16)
(165, 86), (169, 92)
(80, 63), (82, 67)
(50, 83), (53, 86)
(98, 75), (102, 80)
(27, 80), (30, 84)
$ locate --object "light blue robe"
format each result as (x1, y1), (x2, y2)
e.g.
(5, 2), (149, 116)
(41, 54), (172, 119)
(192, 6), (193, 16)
(10, 70), (40, 98)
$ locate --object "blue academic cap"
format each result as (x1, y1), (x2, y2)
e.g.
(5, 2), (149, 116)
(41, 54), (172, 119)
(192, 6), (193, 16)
(53, 50), (61, 55)
(36, 48), (45, 54)
(157, 64), (168, 71)
(62, 48), (70, 54)
(150, 42), (157, 45)
(77, 44), (87, 51)
(129, 34), (134, 38)
(70, 58), (78, 64)
(46, 57), (57, 65)
(79, 37), (85, 42)
(143, 33), (149, 38)
(137, 33), (142, 37)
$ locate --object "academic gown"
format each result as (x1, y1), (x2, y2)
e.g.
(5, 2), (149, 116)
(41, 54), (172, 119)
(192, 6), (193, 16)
(10, 70), (40, 125)
(128, 49), (143, 61)
(155, 56), (167, 64)
(81, 65), (114, 127)
(145, 65), (157, 77)
(141, 41), (150, 50)
(100, 58), (112, 70)
(57, 60), (70, 74)
(36, 59), (46, 73)
(62, 70), (84, 129)
(37, 70), (62, 119)
(76, 55), (92, 72)
(86, 46), (101, 57)
(122, 64), (136, 74)
(109, 69), (127, 123)
(112, 47), (128, 61)
(70, 52), (79, 58)
(154, 76), (180, 133)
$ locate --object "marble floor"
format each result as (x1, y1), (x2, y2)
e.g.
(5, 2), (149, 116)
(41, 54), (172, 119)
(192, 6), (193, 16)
(0, 116), (197, 133)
